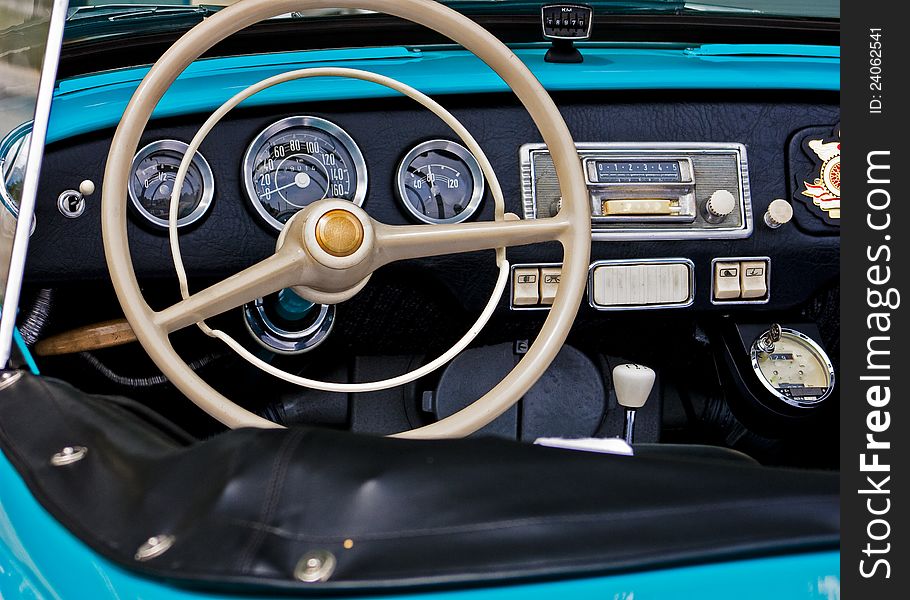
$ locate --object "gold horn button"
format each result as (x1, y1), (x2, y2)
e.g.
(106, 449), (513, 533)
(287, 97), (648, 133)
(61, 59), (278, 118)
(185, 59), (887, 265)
(314, 209), (365, 257)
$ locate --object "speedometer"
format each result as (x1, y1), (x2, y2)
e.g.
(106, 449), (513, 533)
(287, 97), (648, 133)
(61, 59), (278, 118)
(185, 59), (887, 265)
(242, 116), (367, 231)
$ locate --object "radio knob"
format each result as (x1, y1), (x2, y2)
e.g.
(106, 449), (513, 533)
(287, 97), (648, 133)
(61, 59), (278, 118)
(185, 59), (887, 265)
(704, 190), (736, 223)
(764, 199), (794, 229)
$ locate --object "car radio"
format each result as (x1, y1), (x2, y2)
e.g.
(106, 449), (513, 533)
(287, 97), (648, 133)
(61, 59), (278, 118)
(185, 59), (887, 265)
(519, 142), (753, 240)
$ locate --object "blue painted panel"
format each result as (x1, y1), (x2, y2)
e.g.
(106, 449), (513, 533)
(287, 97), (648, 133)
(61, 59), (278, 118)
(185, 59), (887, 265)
(46, 43), (839, 143)
(0, 447), (839, 599)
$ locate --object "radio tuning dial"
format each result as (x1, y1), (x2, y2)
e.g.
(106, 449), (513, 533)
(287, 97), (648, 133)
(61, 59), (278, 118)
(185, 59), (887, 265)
(704, 189), (736, 223)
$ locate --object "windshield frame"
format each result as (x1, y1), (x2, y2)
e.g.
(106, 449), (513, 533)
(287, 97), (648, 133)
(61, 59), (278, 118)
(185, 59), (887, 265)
(0, 0), (68, 369)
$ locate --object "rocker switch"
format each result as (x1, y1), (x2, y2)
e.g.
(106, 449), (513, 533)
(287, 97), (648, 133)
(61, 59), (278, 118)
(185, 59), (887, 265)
(539, 267), (561, 305)
(713, 261), (741, 300)
(740, 260), (768, 299)
(513, 268), (540, 306)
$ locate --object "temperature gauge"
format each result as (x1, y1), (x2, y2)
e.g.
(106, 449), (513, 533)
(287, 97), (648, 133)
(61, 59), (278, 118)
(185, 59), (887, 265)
(396, 139), (484, 224)
(750, 325), (835, 408)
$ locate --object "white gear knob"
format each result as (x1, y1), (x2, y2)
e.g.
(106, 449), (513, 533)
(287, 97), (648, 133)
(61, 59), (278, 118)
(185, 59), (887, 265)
(706, 189), (736, 221)
(613, 363), (656, 409)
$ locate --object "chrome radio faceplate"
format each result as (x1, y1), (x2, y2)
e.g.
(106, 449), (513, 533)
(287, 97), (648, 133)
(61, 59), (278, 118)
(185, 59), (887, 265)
(519, 142), (753, 240)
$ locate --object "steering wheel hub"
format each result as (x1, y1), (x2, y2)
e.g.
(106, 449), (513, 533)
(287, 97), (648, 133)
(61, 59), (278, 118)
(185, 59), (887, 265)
(315, 208), (365, 257)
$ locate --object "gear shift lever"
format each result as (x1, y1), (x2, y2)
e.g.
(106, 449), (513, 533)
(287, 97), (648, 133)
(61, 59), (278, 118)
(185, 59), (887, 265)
(612, 363), (656, 445)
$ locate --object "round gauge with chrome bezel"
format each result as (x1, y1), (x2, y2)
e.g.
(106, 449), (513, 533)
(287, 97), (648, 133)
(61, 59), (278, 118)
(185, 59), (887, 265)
(128, 139), (215, 228)
(396, 139), (484, 224)
(243, 116), (367, 231)
(750, 325), (835, 409)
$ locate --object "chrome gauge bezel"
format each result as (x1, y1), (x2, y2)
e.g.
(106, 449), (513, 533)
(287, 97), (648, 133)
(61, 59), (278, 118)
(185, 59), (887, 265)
(395, 139), (485, 225)
(242, 116), (368, 232)
(750, 327), (835, 409)
(0, 121), (34, 219)
(243, 300), (335, 355)
(128, 139), (215, 229)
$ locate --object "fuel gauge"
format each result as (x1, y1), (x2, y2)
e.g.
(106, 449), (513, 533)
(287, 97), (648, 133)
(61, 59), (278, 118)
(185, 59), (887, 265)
(128, 140), (214, 228)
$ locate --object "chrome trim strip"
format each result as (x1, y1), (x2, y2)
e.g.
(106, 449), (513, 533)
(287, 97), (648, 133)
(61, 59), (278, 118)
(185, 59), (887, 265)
(0, 0), (68, 368)
(587, 258), (695, 311)
(394, 139), (484, 225)
(709, 256), (771, 305)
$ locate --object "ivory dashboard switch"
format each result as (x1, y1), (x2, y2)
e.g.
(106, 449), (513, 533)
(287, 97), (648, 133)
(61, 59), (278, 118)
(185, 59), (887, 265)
(512, 268), (540, 306)
(539, 267), (561, 305)
(713, 261), (741, 300)
(740, 260), (768, 299)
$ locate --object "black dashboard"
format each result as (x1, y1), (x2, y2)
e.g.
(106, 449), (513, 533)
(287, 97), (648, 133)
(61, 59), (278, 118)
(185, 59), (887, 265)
(23, 90), (839, 460)
(31, 90), (839, 314)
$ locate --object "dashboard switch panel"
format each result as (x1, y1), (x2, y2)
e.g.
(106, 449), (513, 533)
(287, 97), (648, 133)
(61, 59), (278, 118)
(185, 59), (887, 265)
(711, 257), (770, 304)
(520, 142), (753, 241)
(511, 263), (562, 310)
(588, 259), (694, 311)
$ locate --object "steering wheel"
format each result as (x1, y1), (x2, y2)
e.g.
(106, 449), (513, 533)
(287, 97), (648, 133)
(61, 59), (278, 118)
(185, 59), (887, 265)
(102, 0), (591, 438)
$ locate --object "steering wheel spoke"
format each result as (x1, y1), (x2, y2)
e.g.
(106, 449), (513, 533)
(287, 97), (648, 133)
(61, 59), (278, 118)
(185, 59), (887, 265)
(154, 250), (305, 334)
(373, 215), (568, 266)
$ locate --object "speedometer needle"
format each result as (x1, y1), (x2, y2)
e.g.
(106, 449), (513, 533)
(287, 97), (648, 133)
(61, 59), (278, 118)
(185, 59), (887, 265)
(263, 172), (312, 196)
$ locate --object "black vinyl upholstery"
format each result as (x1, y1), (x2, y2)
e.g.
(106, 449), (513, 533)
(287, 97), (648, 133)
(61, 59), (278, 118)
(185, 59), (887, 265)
(0, 373), (838, 592)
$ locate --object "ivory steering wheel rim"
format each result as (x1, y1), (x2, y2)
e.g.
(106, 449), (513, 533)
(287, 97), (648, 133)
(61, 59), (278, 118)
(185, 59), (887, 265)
(101, 0), (591, 438)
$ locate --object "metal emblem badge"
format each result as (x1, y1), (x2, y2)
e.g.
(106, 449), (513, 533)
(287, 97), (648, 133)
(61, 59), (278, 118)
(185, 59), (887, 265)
(801, 132), (841, 219)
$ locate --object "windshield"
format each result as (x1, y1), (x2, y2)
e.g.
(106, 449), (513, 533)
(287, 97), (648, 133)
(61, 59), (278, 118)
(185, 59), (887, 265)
(64, 0), (839, 21)
(1, 0), (55, 281)
(1, 0), (61, 371)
